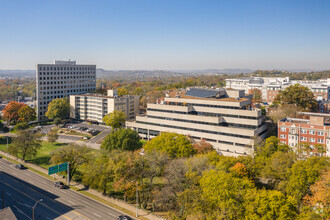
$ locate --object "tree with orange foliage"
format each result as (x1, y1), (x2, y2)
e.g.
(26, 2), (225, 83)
(193, 139), (214, 154)
(230, 162), (249, 179)
(18, 105), (36, 123)
(303, 169), (330, 218)
(2, 101), (27, 124)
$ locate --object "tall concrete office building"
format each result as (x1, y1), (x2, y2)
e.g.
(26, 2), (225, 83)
(36, 60), (96, 121)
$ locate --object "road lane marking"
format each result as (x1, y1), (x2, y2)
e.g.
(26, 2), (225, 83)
(39, 180), (47, 184)
(72, 210), (91, 220)
(67, 200), (75, 204)
(0, 180), (72, 220)
(17, 201), (32, 208)
(107, 212), (118, 218)
(13, 205), (32, 220)
(1, 162), (120, 220)
(93, 212), (101, 218)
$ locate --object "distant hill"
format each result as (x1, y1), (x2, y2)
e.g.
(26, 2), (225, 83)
(0, 68), (327, 79)
(0, 70), (35, 78)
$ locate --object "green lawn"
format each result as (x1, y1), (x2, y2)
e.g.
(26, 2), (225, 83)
(0, 138), (67, 169)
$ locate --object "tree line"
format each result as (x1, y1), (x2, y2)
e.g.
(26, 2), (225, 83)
(48, 131), (329, 219)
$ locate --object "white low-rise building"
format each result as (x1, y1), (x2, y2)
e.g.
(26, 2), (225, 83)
(70, 89), (139, 123)
(226, 77), (330, 103)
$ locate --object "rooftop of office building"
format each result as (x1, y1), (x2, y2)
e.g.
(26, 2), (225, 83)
(71, 89), (135, 99)
(165, 88), (250, 103)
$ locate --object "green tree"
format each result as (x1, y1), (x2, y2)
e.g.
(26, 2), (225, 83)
(244, 189), (297, 219)
(256, 136), (290, 158)
(8, 130), (42, 160)
(54, 118), (62, 127)
(273, 84), (318, 111)
(50, 144), (91, 180)
(102, 110), (126, 130)
(18, 105), (36, 122)
(117, 88), (128, 96)
(101, 128), (142, 151)
(181, 170), (255, 219)
(261, 151), (296, 190)
(285, 157), (329, 211)
(45, 98), (70, 120)
(144, 132), (196, 158)
(47, 129), (59, 143)
(14, 122), (29, 131)
(81, 151), (114, 195)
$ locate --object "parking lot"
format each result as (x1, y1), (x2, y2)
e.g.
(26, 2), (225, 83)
(31, 121), (111, 146)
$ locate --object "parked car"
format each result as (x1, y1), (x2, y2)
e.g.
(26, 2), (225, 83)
(91, 130), (100, 136)
(15, 164), (25, 169)
(54, 181), (65, 189)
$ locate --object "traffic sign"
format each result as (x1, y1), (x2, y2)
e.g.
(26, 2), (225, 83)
(59, 162), (68, 172)
(48, 162), (69, 175)
(48, 165), (59, 175)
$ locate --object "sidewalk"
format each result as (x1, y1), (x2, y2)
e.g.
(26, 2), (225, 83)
(0, 150), (165, 220)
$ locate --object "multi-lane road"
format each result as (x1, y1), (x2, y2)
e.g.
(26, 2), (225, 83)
(0, 157), (130, 220)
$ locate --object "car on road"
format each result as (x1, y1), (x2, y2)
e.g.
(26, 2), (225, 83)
(54, 181), (65, 189)
(83, 136), (90, 140)
(15, 164), (25, 169)
(118, 215), (132, 220)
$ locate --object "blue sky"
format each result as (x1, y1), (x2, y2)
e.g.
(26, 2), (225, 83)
(0, 0), (330, 70)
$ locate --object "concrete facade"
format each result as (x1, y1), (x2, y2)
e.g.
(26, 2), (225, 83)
(36, 60), (96, 121)
(70, 90), (139, 123)
(126, 88), (268, 156)
(278, 112), (330, 157)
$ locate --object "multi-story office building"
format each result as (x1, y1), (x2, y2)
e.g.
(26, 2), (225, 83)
(278, 112), (330, 157)
(70, 89), (139, 123)
(226, 77), (330, 103)
(36, 60), (96, 121)
(126, 88), (268, 156)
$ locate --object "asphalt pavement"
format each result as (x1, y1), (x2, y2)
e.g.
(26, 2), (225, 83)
(0, 158), (130, 220)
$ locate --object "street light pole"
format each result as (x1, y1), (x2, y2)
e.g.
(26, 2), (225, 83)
(32, 199), (43, 220)
(136, 182), (138, 217)
(6, 138), (8, 159)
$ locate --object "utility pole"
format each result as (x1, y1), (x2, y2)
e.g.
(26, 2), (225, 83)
(67, 162), (70, 186)
(32, 199), (43, 220)
(6, 138), (8, 159)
